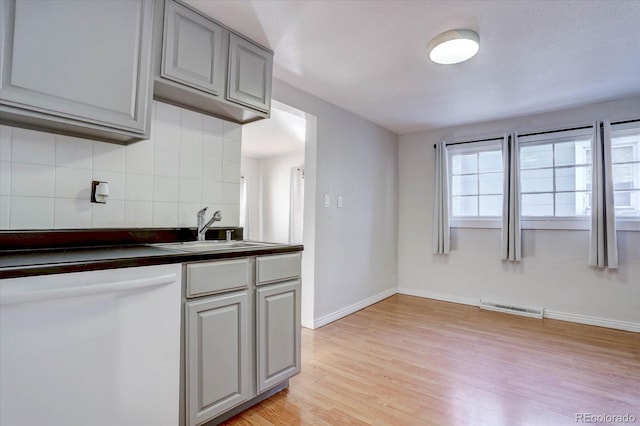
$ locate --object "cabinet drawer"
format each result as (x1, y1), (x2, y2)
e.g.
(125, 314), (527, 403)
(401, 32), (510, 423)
(186, 259), (249, 297)
(256, 253), (301, 285)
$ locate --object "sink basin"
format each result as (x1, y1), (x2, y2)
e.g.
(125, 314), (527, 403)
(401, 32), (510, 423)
(150, 240), (278, 253)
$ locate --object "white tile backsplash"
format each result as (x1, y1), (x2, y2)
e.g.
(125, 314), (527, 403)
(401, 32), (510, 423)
(125, 200), (153, 226)
(125, 174), (153, 201)
(54, 198), (91, 229)
(10, 196), (54, 229)
(125, 144), (154, 175)
(11, 128), (56, 165)
(179, 154), (202, 180)
(179, 178), (201, 203)
(180, 109), (203, 133)
(91, 200), (125, 228)
(56, 135), (93, 169)
(11, 163), (55, 197)
(0, 161), (10, 195)
(223, 121), (242, 142)
(152, 201), (178, 227)
(202, 157), (222, 181)
(155, 124), (181, 153)
(202, 135), (223, 159)
(154, 150), (179, 177)
(156, 102), (181, 128)
(0, 196), (10, 228)
(204, 115), (223, 138)
(55, 167), (92, 199)
(93, 141), (125, 172)
(1, 101), (241, 229)
(0, 126), (11, 161)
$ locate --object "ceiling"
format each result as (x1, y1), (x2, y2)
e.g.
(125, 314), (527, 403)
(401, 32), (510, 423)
(242, 101), (306, 158)
(186, 0), (640, 135)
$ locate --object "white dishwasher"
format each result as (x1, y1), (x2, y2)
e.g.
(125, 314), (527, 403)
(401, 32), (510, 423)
(0, 263), (182, 426)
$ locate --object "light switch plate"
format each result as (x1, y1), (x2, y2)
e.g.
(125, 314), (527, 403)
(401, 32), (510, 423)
(337, 195), (343, 208)
(324, 194), (330, 208)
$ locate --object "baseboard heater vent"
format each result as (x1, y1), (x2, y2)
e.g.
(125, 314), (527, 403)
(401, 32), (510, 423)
(479, 300), (543, 319)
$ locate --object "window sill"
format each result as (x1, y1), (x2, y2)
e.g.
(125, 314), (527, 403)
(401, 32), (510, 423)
(450, 217), (640, 231)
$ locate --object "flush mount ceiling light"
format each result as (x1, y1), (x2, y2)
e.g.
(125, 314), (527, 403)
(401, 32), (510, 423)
(427, 29), (479, 65)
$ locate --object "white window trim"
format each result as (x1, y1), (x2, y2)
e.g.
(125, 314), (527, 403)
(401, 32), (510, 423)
(450, 217), (639, 231)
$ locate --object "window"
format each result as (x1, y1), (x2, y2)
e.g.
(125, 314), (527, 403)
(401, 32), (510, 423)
(519, 130), (592, 218)
(449, 141), (503, 218)
(610, 125), (640, 218)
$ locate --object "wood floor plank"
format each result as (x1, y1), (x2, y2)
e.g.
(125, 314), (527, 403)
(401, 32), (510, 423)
(223, 295), (640, 425)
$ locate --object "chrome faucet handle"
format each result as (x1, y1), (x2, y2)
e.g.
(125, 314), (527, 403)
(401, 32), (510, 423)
(212, 210), (222, 221)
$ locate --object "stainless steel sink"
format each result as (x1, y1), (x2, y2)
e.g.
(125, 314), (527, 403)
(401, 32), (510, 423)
(149, 240), (279, 253)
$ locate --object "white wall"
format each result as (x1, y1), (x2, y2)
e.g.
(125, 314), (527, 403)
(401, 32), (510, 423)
(261, 150), (305, 243)
(272, 79), (398, 327)
(240, 156), (261, 240)
(398, 96), (640, 331)
(0, 101), (242, 229)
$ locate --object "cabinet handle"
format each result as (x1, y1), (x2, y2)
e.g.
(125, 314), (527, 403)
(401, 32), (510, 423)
(0, 274), (177, 305)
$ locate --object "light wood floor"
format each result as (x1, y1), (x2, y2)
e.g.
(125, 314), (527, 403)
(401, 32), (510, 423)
(224, 295), (640, 425)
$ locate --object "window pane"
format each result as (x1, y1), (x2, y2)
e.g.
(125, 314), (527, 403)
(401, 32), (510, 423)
(451, 175), (478, 196)
(612, 163), (637, 190)
(479, 172), (502, 194)
(479, 150), (502, 173)
(521, 168), (553, 193)
(556, 192), (589, 216)
(611, 145), (635, 163)
(522, 193), (553, 216)
(614, 191), (640, 216)
(452, 196), (478, 216)
(555, 166), (589, 192)
(555, 140), (591, 166)
(479, 195), (502, 216)
(521, 144), (553, 169)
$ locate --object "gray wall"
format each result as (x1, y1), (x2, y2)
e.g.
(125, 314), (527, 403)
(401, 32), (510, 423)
(272, 78), (399, 327)
(398, 96), (640, 330)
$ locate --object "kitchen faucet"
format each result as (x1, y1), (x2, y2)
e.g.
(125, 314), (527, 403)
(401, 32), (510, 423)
(197, 207), (222, 241)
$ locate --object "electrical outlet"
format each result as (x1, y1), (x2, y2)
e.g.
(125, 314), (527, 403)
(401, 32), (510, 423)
(337, 195), (343, 208)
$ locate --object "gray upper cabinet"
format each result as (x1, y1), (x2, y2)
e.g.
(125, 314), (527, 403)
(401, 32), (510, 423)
(0, 0), (154, 143)
(154, 0), (273, 124)
(227, 33), (273, 114)
(161, 0), (223, 96)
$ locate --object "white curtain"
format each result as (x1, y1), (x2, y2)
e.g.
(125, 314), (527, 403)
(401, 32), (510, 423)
(289, 167), (304, 245)
(239, 176), (250, 239)
(589, 121), (618, 268)
(432, 141), (450, 254)
(501, 133), (521, 261)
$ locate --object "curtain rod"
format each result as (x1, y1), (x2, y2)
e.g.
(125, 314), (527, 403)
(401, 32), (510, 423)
(432, 136), (503, 149)
(432, 118), (640, 149)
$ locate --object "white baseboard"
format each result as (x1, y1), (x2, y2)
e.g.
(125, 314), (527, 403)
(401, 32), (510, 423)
(397, 288), (639, 333)
(301, 318), (314, 329)
(311, 288), (397, 329)
(397, 287), (480, 307)
(545, 310), (640, 333)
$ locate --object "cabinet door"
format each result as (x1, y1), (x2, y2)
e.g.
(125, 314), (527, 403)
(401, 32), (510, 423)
(0, 0), (153, 135)
(186, 291), (249, 426)
(227, 33), (272, 113)
(161, 0), (223, 97)
(256, 280), (301, 393)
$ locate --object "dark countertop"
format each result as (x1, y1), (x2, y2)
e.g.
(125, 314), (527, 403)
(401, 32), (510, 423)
(0, 243), (303, 279)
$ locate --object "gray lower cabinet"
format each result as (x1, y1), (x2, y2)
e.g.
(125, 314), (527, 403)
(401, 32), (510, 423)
(161, 0), (224, 96)
(256, 279), (301, 393)
(0, 0), (154, 143)
(185, 290), (249, 426)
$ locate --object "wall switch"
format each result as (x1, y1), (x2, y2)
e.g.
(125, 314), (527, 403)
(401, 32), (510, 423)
(324, 194), (330, 208)
(337, 195), (343, 208)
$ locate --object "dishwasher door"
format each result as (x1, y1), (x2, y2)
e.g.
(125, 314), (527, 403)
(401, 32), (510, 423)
(0, 264), (181, 426)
